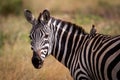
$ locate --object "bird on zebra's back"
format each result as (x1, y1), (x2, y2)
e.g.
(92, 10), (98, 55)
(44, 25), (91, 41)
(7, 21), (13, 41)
(89, 24), (97, 38)
(24, 9), (120, 80)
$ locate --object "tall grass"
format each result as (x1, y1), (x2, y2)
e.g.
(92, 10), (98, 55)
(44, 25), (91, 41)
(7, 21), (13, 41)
(0, 0), (23, 15)
(0, 0), (120, 80)
(91, 0), (120, 19)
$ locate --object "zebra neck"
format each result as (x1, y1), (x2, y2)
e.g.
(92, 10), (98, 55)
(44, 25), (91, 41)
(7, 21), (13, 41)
(50, 17), (88, 67)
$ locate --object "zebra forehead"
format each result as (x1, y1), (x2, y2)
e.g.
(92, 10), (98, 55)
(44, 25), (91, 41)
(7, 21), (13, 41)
(30, 26), (51, 38)
(30, 21), (45, 33)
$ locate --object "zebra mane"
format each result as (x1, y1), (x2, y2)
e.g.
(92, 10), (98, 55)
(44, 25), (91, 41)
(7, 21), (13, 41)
(51, 17), (88, 35)
(29, 16), (88, 36)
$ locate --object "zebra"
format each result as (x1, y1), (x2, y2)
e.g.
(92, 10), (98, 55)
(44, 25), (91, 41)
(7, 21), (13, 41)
(24, 9), (120, 80)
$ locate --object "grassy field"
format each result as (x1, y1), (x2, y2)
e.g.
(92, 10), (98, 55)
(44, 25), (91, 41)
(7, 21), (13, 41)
(0, 0), (120, 80)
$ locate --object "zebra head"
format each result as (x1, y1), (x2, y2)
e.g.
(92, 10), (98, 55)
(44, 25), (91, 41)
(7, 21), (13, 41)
(24, 9), (54, 69)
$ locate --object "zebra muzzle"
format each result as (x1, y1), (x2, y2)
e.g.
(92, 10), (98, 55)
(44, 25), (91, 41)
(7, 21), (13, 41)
(32, 52), (44, 69)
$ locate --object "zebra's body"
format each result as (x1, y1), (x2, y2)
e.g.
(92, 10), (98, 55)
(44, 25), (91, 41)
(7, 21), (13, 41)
(49, 17), (120, 80)
(24, 9), (120, 80)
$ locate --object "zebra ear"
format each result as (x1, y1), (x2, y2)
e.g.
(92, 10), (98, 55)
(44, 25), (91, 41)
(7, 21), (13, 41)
(40, 9), (50, 23)
(24, 9), (36, 24)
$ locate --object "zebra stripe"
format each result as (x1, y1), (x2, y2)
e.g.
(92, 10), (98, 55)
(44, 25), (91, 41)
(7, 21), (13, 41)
(24, 9), (120, 80)
(48, 17), (120, 80)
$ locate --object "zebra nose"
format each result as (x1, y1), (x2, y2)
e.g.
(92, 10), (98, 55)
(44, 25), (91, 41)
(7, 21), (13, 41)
(32, 53), (43, 69)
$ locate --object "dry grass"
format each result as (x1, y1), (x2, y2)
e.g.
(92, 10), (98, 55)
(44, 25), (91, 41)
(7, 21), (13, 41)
(0, 0), (120, 80)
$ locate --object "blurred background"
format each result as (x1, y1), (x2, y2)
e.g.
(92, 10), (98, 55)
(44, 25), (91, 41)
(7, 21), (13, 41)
(0, 0), (120, 80)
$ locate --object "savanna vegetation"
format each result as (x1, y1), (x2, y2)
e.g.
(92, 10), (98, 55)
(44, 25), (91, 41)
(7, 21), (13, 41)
(0, 0), (120, 80)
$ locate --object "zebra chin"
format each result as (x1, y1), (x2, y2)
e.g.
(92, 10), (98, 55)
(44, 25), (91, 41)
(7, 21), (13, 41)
(32, 55), (44, 69)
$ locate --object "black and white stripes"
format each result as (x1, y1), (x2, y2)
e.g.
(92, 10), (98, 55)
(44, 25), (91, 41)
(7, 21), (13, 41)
(24, 9), (120, 80)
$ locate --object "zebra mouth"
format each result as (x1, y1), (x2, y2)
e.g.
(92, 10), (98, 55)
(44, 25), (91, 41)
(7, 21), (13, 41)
(32, 55), (44, 69)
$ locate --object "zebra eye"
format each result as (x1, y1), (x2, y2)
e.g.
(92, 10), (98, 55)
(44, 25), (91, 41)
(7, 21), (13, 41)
(30, 41), (32, 45)
(31, 47), (33, 50)
(29, 35), (32, 39)
(44, 34), (49, 38)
